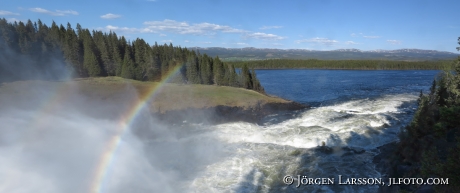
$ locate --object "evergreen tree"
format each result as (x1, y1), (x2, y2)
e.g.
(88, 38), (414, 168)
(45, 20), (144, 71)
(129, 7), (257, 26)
(228, 64), (238, 87)
(251, 68), (264, 93)
(0, 18), (264, 91)
(200, 54), (213, 85)
(213, 56), (226, 85)
(82, 29), (102, 76)
(93, 31), (113, 76)
(121, 45), (135, 79)
(241, 64), (253, 89)
(186, 52), (201, 84)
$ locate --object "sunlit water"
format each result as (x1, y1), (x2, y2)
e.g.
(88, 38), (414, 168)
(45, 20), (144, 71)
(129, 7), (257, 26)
(141, 70), (440, 192)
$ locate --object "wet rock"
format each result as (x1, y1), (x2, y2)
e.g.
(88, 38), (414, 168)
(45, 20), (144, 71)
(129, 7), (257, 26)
(342, 146), (366, 154)
(153, 102), (308, 125)
(317, 145), (334, 154)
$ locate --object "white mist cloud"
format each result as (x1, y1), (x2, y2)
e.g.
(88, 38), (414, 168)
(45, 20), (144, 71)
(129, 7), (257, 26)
(0, 80), (227, 193)
(0, 38), (229, 193)
(101, 13), (121, 19)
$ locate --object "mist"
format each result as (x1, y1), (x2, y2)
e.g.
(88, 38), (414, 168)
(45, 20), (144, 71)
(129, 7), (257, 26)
(0, 53), (228, 193)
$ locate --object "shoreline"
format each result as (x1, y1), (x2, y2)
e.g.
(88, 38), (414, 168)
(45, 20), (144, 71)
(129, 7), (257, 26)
(241, 68), (442, 71)
(153, 101), (309, 125)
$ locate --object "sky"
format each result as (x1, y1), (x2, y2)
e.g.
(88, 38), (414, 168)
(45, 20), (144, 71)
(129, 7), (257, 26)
(1, 0), (460, 52)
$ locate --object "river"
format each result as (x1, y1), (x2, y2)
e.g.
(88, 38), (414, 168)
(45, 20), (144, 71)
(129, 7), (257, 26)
(137, 70), (440, 193)
(0, 70), (440, 193)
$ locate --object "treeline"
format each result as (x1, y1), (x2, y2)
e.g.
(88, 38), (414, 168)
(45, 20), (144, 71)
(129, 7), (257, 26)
(391, 40), (460, 192)
(0, 18), (264, 93)
(228, 59), (455, 70)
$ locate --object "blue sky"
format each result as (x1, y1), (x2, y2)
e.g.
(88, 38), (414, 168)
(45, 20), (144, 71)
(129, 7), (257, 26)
(1, 0), (460, 52)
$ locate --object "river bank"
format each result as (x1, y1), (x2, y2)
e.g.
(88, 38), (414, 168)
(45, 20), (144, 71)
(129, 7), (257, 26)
(153, 101), (307, 125)
(0, 77), (308, 123)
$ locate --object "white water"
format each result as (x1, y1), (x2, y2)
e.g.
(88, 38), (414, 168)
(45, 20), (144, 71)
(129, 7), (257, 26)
(0, 89), (418, 193)
(143, 93), (418, 193)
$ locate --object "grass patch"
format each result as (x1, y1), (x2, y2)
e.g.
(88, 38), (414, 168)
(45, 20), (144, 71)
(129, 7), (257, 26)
(1, 77), (290, 113)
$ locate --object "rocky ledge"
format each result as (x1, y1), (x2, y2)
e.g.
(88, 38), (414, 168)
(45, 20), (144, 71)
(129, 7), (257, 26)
(152, 101), (308, 125)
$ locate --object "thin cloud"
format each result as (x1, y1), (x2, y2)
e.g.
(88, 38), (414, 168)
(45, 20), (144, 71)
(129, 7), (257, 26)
(184, 40), (190, 43)
(386, 40), (401, 45)
(161, 39), (173, 42)
(244, 32), (286, 40)
(159, 34), (167, 37)
(104, 25), (151, 33)
(363, 35), (381, 39)
(103, 19), (285, 40)
(345, 41), (359, 45)
(351, 32), (364, 37)
(295, 37), (339, 46)
(0, 10), (20, 16)
(143, 19), (247, 35)
(101, 13), (121, 19)
(259, 26), (283, 30)
(234, 42), (248, 46)
(29, 7), (78, 16)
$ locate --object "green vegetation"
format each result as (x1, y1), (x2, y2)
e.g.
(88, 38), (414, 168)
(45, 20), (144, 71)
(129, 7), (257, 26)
(193, 47), (458, 61)
(0, 18), (264, 93)
(229, 59), (455, 70)
(0, 77), (287, 113)
(392, 38), (460, 192)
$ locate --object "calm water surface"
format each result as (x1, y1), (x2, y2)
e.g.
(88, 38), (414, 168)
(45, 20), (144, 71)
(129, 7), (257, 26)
(256, 69), (439, 106)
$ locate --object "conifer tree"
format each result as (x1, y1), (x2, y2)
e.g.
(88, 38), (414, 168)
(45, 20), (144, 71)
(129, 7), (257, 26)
(186, 52), (201, 84)
(82, 29), (102, 77)
(0, 18), (264, 91)
(121, 45), (135, 79)
(241, 64), (253, 89)
(213, 56), (226, 85)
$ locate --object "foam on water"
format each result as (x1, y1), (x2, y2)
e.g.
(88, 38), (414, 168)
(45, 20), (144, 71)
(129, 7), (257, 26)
(188, 93), (418, 193)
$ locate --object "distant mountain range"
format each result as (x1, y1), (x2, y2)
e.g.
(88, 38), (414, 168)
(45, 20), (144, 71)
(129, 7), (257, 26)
(188, 47), (459, 61)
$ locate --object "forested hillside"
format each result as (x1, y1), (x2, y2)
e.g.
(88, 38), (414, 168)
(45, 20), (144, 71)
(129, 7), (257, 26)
(0, 18), (264, 93)
(190, 47), (458, 61)
(390, 39), (460, 192)
(229, 59), (455, 70)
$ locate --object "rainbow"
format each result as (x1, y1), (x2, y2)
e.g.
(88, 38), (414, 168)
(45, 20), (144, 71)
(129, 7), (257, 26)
(90, 65), (184, 193)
